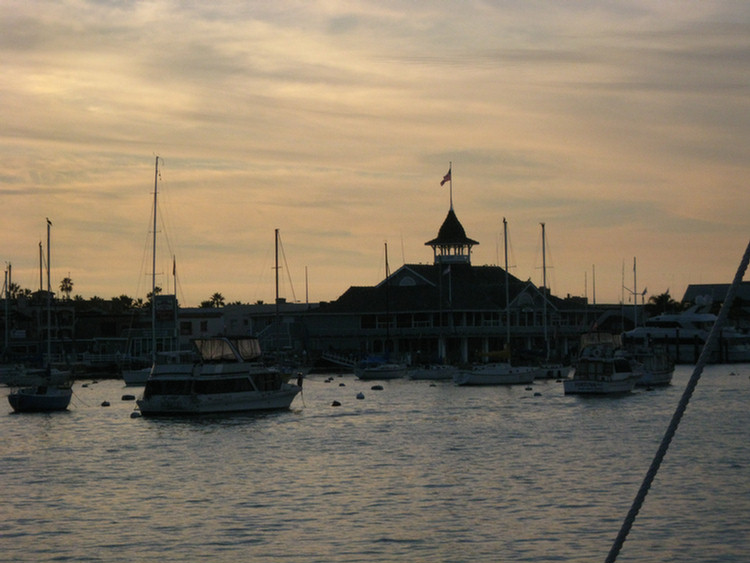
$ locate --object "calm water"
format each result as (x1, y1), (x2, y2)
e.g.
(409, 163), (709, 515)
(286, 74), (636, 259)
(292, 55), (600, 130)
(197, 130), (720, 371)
(2, 365), (749, 563)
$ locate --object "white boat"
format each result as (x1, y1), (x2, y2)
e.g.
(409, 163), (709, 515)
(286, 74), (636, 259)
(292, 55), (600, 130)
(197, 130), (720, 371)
(136, 336), (301, 415)
(455, 218), (542, 387)
(453, 362), (540, 386)
(623, 304), (750, 362)
(7, 220), (73, 413)
(407, 364), (457, 380)
(537, 362), (572, 380)
(632, 349), (674, 386)
(354, 360), (406, 380)
(623, 337), (675, 386)
(564, 334), (638, 395)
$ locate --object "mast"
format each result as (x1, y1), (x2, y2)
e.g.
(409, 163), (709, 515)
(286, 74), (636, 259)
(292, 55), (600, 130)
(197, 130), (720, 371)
(385, 241), (391, 354)
(503, 218), (510, 358)
(151, 156), (159, 365)
(275, 228), (280, 348)
(39, 241), (43, 292)
(541, 222), (549, 359)
(275, 228), (280, 312)
(46, 218), (51, 368)
(633, 257), (638, 328)
(3, 263), (9, 356)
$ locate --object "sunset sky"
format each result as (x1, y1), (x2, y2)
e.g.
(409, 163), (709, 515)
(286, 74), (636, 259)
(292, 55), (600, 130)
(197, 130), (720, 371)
(2, 1), (749, 307)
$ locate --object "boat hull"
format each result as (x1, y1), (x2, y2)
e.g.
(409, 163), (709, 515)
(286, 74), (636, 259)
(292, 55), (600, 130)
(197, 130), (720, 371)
(407, 365), (456, 380)
(136, 385), (300, 415)
(122, 367), (150, 386)
(563, 377), (636, 395)
(8, 386), (73, 412)
(635, 362), (674, 387)
(453, 364), (539, 386)
(354, 364), (406, 380)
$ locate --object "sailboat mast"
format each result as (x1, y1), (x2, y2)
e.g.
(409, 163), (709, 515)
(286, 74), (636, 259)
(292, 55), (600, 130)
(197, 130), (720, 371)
(385, 242), (391, 353)
(3, 264), (9, 356)
(46, 218), (51, 367)
(541, 222), (549, 359)
(151, 156), (159, 364)
(39, 241), (43, 292)
(633, 257), (638, 328)
(275, 228), (280, 322)
(503, 218), (510, 351)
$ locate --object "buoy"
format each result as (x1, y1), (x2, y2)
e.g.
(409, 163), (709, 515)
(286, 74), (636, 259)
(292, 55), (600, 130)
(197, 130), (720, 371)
(356, 392), (365, 400)
(121, 394), (136, 401)
(534, 392), (542, 397)
(525, 386), (533, 391)
(331, 400), (341, 407)
(130, 411), (141, 418)
(339, 382), (346, 387)
(101, 401), (110, 407)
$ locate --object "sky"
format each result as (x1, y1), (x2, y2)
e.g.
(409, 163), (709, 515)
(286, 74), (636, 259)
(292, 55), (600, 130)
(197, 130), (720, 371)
(2, 1), (749, 308)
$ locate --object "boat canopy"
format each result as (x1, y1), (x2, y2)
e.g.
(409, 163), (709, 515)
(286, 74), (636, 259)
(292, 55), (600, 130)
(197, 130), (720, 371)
(581, 332), (621, 348)
(193, 337), (262, 362)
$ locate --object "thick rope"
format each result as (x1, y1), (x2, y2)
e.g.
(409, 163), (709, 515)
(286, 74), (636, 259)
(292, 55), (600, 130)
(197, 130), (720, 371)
(605, 238), (750, 563)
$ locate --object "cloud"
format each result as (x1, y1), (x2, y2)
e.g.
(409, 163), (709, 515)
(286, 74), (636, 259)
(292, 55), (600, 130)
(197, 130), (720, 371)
(1, 0), (749, 305)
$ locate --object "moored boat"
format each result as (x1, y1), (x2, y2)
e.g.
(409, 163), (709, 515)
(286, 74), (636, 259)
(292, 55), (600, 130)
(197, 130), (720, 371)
(8, 378), (73, 413)
(354, 360), (406, 380)
(564, 333), (638, 395)
(136, 336), (300, 415)
(453, 362), (540, 386)
(624, 339), (675, 386)
(7, 219), (73, 413)
(407, 364), (456, 380)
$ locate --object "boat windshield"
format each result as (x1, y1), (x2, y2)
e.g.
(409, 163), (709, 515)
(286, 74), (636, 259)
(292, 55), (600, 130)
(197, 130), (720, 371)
(193, 338), (262, 362)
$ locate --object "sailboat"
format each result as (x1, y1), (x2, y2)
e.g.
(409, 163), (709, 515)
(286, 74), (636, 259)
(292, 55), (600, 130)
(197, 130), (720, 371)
(122, 156), (177, 385)
(263, 228), (308, 380)
(620, 257), (674, 386)
(355, 242), (407, 380)
(536, 222), (572, 379)
(453, 218), (543, 385)
(8, 219), (73, 412)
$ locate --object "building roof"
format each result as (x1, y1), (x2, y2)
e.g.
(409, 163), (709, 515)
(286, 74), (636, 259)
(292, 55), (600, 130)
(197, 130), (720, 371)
(320, 263), (567, 314)
(682, 281), (750, 305)
(424, 208), (479, 247)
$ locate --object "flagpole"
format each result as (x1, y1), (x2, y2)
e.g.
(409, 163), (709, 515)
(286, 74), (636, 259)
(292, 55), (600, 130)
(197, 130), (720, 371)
(449, 161), (453, 210)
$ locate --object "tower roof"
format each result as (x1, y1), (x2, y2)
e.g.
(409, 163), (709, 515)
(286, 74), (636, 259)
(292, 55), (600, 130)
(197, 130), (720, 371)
(425, 208), (479, 247)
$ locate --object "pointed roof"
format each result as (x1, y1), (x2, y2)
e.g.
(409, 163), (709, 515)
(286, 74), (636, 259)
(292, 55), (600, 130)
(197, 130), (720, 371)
(424, 208), (479, 247)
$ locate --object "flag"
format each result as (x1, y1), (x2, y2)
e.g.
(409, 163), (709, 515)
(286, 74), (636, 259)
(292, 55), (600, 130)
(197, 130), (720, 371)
(440, 167), (451, 186)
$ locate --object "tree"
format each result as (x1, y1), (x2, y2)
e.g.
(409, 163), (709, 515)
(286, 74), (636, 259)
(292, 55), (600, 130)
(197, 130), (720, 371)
(60, 277), (73, 300)
(645, 291), (682, 316)
(201, 293), (225, 308)
(146, 286), (162, 306)
(7, 282), (21, 299)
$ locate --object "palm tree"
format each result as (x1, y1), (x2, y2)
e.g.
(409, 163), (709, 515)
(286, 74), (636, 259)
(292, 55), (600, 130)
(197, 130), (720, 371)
(209, 292), (225, 308)
(60, 276), (73, 300)
(645, 291), (682, 316)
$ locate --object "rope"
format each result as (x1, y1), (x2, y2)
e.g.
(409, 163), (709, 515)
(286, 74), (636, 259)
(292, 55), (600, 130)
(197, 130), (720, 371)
(605, 238), (750, 563)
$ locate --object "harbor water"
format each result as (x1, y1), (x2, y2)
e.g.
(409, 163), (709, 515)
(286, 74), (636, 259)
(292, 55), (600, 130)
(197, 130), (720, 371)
(2, 364), (749, 562)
